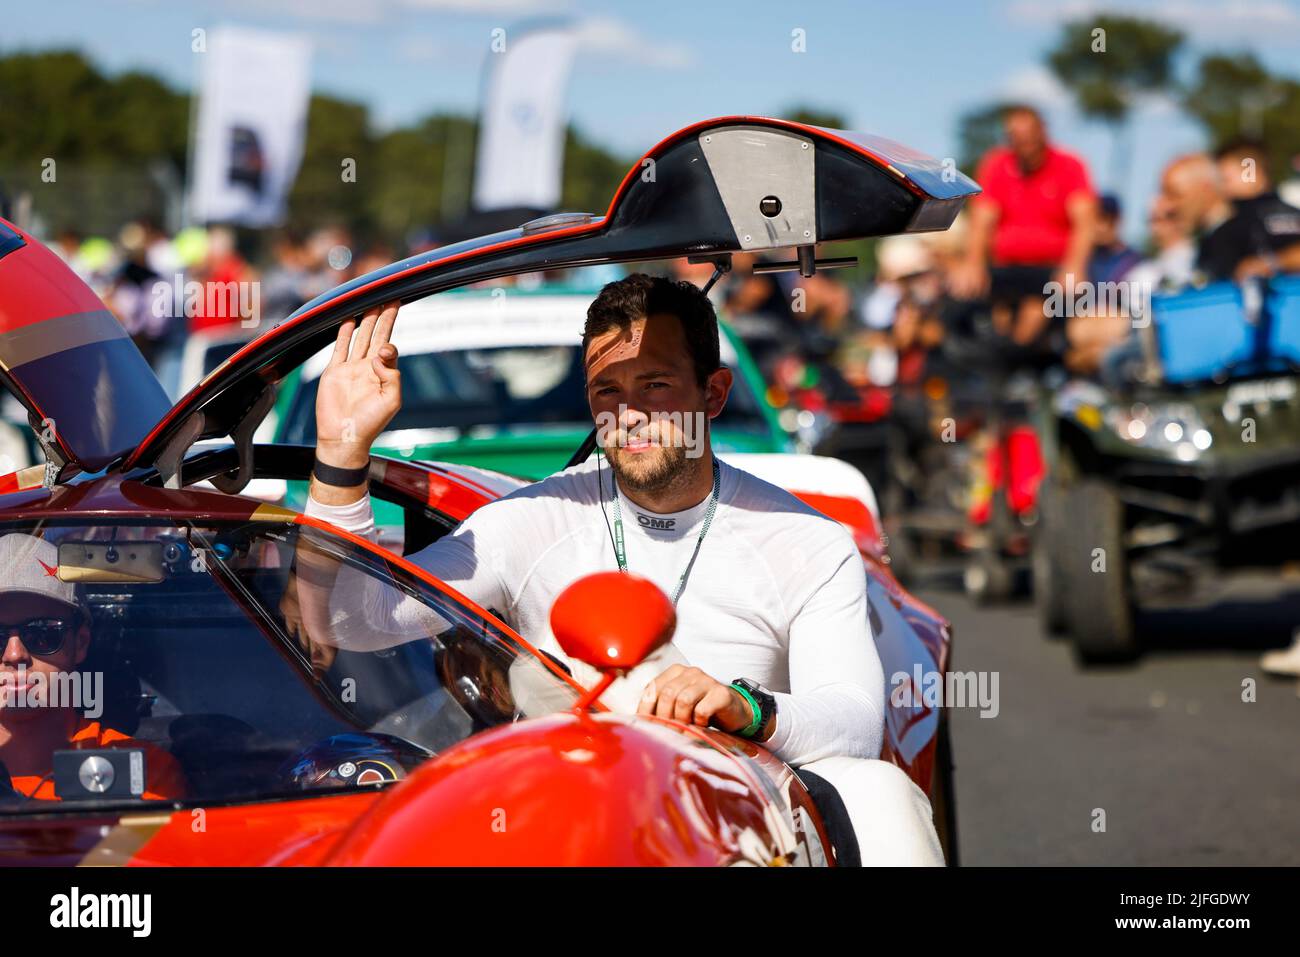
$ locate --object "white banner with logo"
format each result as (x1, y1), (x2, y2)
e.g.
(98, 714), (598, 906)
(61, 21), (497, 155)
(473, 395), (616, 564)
(190, 25), (312, 227)
(472, 25), (577, 212)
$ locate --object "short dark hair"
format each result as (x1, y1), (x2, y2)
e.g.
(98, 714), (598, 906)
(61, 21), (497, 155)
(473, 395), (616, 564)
(1214, 136), (1271, 174)
(582, 273), (721, 387)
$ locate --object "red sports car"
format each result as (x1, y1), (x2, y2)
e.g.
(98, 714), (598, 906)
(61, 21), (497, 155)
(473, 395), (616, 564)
(0, 116), (975, 866)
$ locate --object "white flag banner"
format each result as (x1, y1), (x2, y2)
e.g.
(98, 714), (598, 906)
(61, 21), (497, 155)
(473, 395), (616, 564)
(190, 25), (312, 227)
(472, 25), (578, 212)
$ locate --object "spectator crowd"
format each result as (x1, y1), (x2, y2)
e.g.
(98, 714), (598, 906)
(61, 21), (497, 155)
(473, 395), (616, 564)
(24, 103), (1300, 411)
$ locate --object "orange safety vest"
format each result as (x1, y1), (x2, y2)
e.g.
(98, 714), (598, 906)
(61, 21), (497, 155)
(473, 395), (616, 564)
(8, 718), (186, 802)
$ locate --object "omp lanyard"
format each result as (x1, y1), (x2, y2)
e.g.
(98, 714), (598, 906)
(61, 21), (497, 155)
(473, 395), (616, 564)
(609, 458), (721, 607)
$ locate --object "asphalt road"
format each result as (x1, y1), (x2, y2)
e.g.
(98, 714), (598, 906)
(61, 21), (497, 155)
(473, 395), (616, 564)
(919, 572), (1300, 865)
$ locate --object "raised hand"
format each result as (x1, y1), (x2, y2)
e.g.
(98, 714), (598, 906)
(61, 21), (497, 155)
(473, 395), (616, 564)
(315, 301), (402, 473)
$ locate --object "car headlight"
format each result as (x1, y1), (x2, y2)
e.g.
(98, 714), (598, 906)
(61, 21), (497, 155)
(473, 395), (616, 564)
(1106, 401), (1211, 461)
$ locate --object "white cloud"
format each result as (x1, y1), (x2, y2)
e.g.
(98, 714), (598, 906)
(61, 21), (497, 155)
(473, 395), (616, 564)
(573, 16), (694, 70)
(227, 0), (557, 24)
(1131, 88), (1181, 116)
(223, 0), (387, 24)
(395, 0), (558, 12)
(997, 62), (1190, 123)
(1003, 0), (1116, 25)
(393, 15), (697, 72)
(998, 64), (1073, 110)
(1157, 0), (1300, 36)
(1002, 0), (1300, 44)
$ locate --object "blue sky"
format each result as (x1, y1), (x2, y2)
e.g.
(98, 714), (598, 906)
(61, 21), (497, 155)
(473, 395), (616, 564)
(6, 0), (1300, 238)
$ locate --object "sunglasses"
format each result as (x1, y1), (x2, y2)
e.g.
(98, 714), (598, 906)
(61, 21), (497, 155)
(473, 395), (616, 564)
(2, 618), (77, 656)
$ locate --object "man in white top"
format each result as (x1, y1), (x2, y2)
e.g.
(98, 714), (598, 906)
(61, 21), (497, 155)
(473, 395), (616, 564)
(304, 274), (944, 864)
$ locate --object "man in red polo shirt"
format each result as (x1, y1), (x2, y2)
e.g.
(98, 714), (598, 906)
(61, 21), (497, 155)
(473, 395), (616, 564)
(950, 104), (1098, 347)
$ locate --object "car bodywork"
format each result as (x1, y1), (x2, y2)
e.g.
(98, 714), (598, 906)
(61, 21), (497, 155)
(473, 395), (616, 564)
(0, 116), (975, 865)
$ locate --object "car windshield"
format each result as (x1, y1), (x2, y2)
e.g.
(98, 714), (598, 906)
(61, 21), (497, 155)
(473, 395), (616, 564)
(279, 341), (773, 444)
(0, 519), (576, 814)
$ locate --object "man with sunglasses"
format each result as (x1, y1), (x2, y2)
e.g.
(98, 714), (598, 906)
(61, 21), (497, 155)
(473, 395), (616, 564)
(0, 533), (185, 802)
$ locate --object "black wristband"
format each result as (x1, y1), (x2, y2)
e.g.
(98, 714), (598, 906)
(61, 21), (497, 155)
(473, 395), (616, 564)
(312, 457), (370, 488)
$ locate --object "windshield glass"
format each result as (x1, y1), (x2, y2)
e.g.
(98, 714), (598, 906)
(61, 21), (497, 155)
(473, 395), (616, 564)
(0, 519), (576, 813)
(280, 341), (773, 444)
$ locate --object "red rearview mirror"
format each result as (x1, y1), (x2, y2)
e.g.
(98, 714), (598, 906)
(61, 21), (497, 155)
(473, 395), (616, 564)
(550, 572), (676, 676)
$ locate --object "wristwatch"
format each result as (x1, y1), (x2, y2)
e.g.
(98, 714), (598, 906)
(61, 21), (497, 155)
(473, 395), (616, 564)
(730, 678), (776, 740)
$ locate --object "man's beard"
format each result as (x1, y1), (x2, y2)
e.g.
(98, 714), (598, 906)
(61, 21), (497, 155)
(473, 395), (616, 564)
(606, 441), (694, 497)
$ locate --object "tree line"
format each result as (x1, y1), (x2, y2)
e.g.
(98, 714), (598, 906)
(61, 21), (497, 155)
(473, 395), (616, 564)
(959, 14), (1300, 189)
